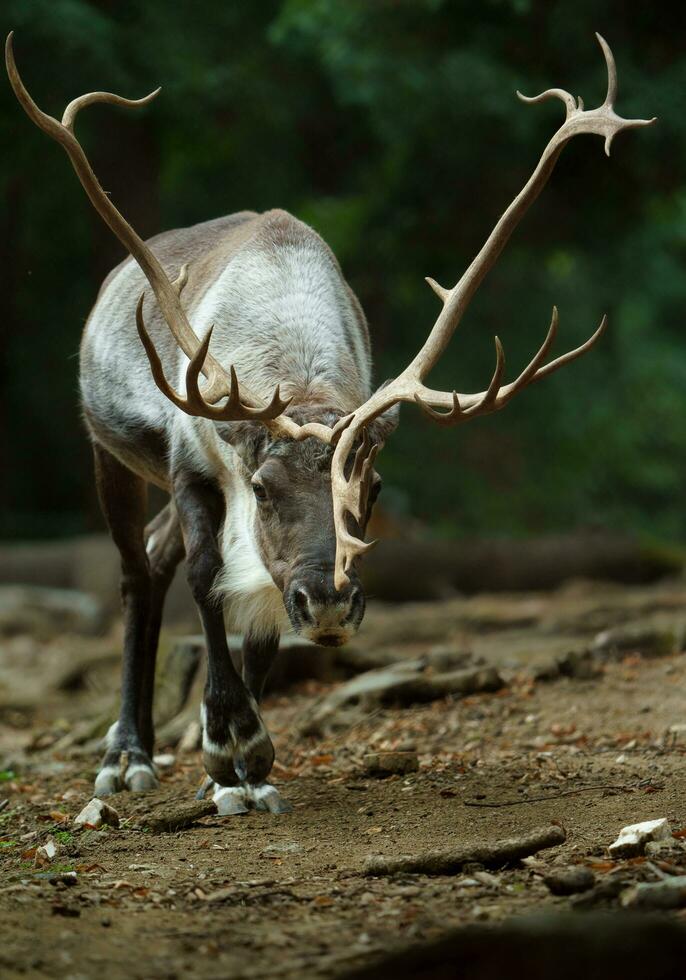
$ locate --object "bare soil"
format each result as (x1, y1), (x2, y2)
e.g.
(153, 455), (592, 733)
(1, 578), (686, 979)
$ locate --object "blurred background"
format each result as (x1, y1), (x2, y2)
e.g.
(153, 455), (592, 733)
(1, 0), (685, 605)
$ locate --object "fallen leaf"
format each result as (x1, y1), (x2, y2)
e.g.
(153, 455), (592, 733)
(588, 860), (616, 872)
(49, 811), (70, 824)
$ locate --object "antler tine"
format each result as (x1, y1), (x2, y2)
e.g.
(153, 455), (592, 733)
(467, 335), (506, 414)
(516, 87), (579, 118)
(172, 263), (189, 296)
(134, 294), (188, 412)
(521, 312), (608, 385)
(414, 390), (463, 427)
(62, 88), (161, 134)
(413, 334), (506, 425)
(496, 306), (559, 402)
(597, 33), (618, 107)
(136, 297), (293, 423)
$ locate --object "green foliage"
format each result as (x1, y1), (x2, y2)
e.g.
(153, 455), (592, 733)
(1, 1), (684, 541)
(53, 830), (74, 844)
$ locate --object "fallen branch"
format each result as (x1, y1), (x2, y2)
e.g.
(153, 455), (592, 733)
(363, 823), (565, 876)
(464, 783), (633, 808)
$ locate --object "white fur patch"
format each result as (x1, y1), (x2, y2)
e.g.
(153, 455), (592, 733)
(211, 474), (289, 640)
(104, 721), (119, 749)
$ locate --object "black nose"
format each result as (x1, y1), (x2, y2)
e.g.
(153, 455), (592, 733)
(285, 578), (365, 635)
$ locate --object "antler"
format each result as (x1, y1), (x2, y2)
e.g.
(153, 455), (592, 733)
(4, 32), (337, 441)
(329, 33), (655, 589)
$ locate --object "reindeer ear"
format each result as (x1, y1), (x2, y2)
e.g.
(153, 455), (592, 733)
(216, 422), (269, 471)
(365, 382), (400, 446)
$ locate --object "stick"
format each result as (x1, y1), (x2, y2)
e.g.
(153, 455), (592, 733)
(463, 783), (633, 808)
(363, 823), (566, 876)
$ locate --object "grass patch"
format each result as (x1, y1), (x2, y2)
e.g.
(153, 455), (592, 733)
(0, 770), (15, 782)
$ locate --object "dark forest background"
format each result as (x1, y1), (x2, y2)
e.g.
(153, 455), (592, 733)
(1, 0), (683, 546)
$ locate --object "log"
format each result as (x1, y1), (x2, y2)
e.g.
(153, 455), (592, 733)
(361, 530), (684, 601)
(363, 824), (566, 876)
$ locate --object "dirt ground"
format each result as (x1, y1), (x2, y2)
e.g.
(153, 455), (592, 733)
(2, 578), (686, 979)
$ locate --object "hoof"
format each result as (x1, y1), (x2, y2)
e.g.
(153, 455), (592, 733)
(211, 781), (292, 816)
(94, 765), (121, 798)
(94, 749), (158, 797)
(214, 786), (250, 816)
(125, 764), (159, 793)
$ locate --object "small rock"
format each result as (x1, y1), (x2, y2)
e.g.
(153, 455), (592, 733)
(34, 837), (59, 867)
(74, 798), (120, 830)
(556, 649), (602, 680)
(261, 842), (304, 857)
(364, 751), (419, 777)
(571, 875), (631, 909)
(152, 753), (176, 770)
(645, 838), (686, 859)
(51, 903), (81, 918)
(621, 876), (686, 910)
(533, 661), (560, 682)
(608, 818), (671, 858)
(473, 871), (501, 888)
(592, 625), (677, 660)
(543, 866), (595, 896)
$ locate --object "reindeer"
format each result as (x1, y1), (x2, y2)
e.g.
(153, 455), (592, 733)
(6, 33), (654, 814)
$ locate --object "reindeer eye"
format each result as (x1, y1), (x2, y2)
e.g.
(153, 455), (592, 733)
(252, 482), (267, 501)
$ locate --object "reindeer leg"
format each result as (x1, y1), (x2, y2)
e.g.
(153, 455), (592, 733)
(242, 631), (280, 702)
(140, 503), (185, 756)
(173, 473), (287, 815)
(92, 444), (158, 796)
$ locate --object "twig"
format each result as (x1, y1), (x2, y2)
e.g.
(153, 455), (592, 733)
(463, 783), (633, 808)
(364, 823), (565, 876)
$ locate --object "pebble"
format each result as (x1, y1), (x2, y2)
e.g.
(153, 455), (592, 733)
(152, 753), (176, 770)
(34, 837), (59, 867)
(363, 751), (419, 777)
(645, 838), (686, 859)
(473, 871), (501, 889)
(608, 817), (671, 858)
(261, 842), (304, 857)
(74, 798), (120, 830)
(543, 866), (595, 896)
